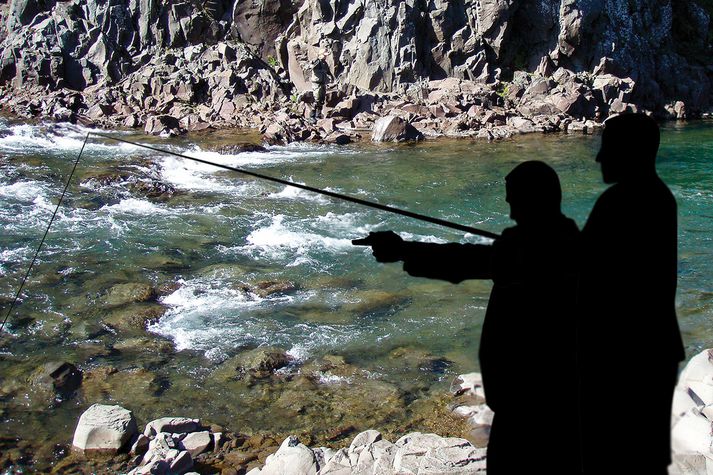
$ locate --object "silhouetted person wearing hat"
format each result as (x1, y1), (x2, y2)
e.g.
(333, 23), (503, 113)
(354, 161), (581, 474)
(578, 114), (684, 474)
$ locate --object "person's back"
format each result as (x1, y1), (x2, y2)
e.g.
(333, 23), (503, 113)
(356, 161), (581, 473)
(578, 114), (684, 474)
(479, 216), (580, 474)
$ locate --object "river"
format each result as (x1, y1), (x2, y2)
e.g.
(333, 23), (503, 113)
(0, 118), (711, 467)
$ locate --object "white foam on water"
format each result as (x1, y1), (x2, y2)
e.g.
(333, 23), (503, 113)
(101, 198), (171, 216)
(154, 141), (346, 194)
(0, 123), (135, 155)
(0, 247), (31, 274)
(158, 156), (234, 192)
(398, 232), (452, 244)
(268, 184), (329, 204)
(314, 212), (373, 235)
(0, 180), (50, 202)
(149, 274), (371, 358)
(242, 214), (353, 264)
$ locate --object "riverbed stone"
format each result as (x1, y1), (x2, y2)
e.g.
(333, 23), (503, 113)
(102, 283), (156, 307)
(72, 404), (138, 455)
(213, 347), (292, 381)
(82, 366), (164, 404)
(30, 361), (82, 396)
(241, 280), (297, 298)
(103, 303), (166, 332)
(144, 417), (202, 437)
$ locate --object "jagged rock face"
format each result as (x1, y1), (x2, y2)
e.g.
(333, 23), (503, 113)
(273, 0), (712, 110)
(1, 0), (231, 89)
(0, 0), (711, 122)
(231, 0), (299, 59)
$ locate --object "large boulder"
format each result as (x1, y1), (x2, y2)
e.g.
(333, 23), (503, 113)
(72, 404), (138, 455)
(670, 349), (713, 475)
(261, 436), (318, 475)
(372, 115), (424, 142)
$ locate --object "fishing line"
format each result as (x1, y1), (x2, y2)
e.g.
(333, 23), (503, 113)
(0, 133), (90, 334)
(91, 132), (500, 239)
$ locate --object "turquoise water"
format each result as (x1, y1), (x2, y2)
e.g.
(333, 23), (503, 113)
(0, 119), (711, 460)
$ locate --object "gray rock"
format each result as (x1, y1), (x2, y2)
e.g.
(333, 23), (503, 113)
(180, 431), (211, 457)
(144, 115), (184, 137)
(169, 450), (193, 473)
(130, 434), (151, 457)
(262, 436), (318, 475)
(144, 417), (201, 437)
(372, 115), (423, 142)
(72, 404), (138, 455)
(317, 447), (351, 474)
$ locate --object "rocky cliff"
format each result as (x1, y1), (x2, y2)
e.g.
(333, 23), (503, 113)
(0, 0), (711, 141)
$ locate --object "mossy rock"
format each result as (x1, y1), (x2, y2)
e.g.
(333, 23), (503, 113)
(101, 283), (156, 307)
(81, 366), (164, 403)
(102, 303), (166, 332)
(28, 361), (82, 397)
(196, 263), (252, 281)
(240, 280), (297, 298)
(211, 347), (292, 382)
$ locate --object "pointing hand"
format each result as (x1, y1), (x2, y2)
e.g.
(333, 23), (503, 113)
(352, 231), (405, 263)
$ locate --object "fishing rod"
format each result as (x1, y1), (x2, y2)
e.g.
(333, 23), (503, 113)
(1, 131), (499, 334)
(92, 132), (500, 240)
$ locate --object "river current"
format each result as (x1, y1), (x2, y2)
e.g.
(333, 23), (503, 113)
(0, 119), (711, 461)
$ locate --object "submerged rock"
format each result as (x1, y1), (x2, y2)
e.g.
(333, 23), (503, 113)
(29, 361), (82, 397)
(212, 347), (292, 381)
(72, 404), (138, 455)
(102, 283), (156, 308)
(81, 366), (165, 402)
(241, 280), (297, 298)
(212, 143), (269, 154)
(103, 304), (166, 332)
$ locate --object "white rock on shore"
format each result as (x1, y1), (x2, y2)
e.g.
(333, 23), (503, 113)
(252, 431), (485, 475)
(670, 349), (713, 474)
(72, 404), (138, 455)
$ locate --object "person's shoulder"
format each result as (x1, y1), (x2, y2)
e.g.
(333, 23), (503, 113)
(498, 225), (520, 240)
(560, 216), (581, 236)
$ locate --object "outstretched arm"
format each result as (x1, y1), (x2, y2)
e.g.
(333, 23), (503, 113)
(353, 231), (493, 283)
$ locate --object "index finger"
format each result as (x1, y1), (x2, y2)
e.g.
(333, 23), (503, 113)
(352, 236), (373, 246)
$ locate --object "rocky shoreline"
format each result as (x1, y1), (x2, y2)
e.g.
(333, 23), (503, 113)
(3, 349), (709, 474)
(1, 0), (712, 144)
(43, 371), (491, 475)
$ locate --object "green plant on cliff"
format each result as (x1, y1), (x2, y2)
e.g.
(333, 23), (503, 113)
(267, 56), (279, 69)
(496, 82), (510, 99)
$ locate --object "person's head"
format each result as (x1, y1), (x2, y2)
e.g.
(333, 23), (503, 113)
(505, 161), (562, 225)
(597, 113), (660, 183)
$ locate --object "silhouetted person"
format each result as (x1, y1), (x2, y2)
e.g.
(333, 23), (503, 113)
(354, 161), (581, 474)
(578, 114), (684, 474)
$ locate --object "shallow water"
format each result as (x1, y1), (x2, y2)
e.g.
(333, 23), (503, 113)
(0, 119), (711, 461)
